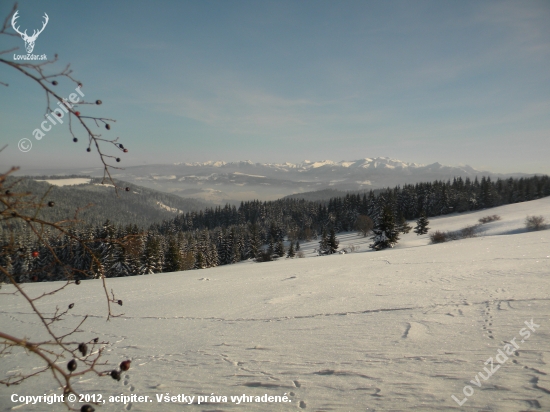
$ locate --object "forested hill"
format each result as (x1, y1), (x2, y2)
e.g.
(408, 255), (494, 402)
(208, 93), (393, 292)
(2, 174), (549, 283)
(4, 177), (212, 228)
(155, 175), (550, 235)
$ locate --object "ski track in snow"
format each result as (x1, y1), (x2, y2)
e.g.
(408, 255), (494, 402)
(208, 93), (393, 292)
(1, 197), (549, 411)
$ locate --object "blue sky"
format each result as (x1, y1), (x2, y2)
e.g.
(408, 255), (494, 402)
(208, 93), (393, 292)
(1, 0), (549, 174)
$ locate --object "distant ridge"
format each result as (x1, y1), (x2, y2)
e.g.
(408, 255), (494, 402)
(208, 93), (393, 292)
(15, 157), (533, 204)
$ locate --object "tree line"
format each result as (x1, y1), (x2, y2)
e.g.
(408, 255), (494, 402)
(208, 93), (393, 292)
(2, 175), (549, 282)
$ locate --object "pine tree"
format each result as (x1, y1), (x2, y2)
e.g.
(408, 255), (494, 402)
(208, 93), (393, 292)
(275, 239), (285, 257)
(396, 213), (412, 234)
(327, 227), (339, 254)
(164, 236), (183, 272)
(142, 233), (163, 274)
(414, 212), (430, 235)
(295, 240), (300, 251)
(370, 204), (400, 250)
(318, 228), (328, 255)
(268, 236), (275, 257)
(287, 241), (295, 258)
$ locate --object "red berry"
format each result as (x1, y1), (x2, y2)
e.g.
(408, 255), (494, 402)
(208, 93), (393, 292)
(120, 360), (131, 371)
(75, 111), (80, 116)
(117, 299), (123, 306)
(125, 187), (130, 192)
(116, 158), (121, 162)
(105, 124), (111, 130)
(67, 359), (77, 372)
(81, 405), (95, 412)
(68, 303), (74, 309)
(48, 201), (55, 207)
(32, 251), (39, 258)
(93, 337), (99, 343)
(75, 279), (81, 285)
(52, 80), (58, 86)
(31, 275), (39, 282)
(57, 112), (62, 117)
(95, 100), (102, 105)
(123, 149), (128, 153)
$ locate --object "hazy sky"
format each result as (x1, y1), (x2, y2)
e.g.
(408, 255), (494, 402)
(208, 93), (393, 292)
(1, 0), (549, 174)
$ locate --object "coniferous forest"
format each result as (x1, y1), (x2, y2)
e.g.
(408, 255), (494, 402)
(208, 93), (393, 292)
(2, 174), (549, 283)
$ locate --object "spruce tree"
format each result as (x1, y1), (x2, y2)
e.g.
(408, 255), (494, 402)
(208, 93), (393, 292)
(287, 241), (295, 258)
(295, 240), (300, 251)
(397, 213), (412, 234)
(275, 239), (285, 257)
(327, 227), (339, 254)
(414, 212), (430, 235)
(370, 204), (400, 250)
(318, 228), (328, 255)
(164, 236), (183, 272)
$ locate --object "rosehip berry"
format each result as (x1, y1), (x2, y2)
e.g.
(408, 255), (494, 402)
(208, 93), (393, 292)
(95, 100), (102, 105)
(116, 158), (121, 162)
(123, 149), (128, 153)
(48, 201), (55, 207)
(32, 250), (39, 258)
(78, 343), (88, 356)
(117, 299), (123, 306)
(125, 187), (130, 192)
(105, 124), (110, 130)
(120, 360), (131, 371)
(57, 112), (62, 117)
(68, 303), (74, 309)
(75, 279), (81, 285)
(110, 370), (121, 381)
(31, 275), (39, 282)
(75, 111), (80, 116)
(52, 80), (58, 86)
(67, 359), (77, 372)
(81, 405), (95, 412)
(86, 148), (91, 152)
(78, 83), (83, 88)
(93, 337), (99, 343)
(73, 138), (78, 143)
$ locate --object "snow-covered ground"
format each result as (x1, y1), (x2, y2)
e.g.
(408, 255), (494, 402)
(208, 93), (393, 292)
(1, 198), (549, 411)
(36, 178), (92, 186)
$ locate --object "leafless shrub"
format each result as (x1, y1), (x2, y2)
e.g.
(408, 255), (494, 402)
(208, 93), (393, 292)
(460, 224), (481, 238)
(444, 230), (462, 241)
(296, 251), (305, 258)
(430, 231), (447, 243)
(525, 215), (547, 231)
(479, 215), (501, 224)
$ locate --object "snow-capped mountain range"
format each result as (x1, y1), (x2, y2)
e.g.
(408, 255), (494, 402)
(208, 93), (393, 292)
(20, 157), (529, 204)
(100, 157), (526, 203)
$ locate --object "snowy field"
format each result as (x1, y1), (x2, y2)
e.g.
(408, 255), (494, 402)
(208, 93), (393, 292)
(36, 178), (92, 186)
(1, 197), (549, 411)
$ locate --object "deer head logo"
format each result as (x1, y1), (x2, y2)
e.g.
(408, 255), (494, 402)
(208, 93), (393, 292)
(11, 10), (49, 54)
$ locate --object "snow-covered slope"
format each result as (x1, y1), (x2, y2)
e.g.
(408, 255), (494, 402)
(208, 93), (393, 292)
(1, 198), (549, 411)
